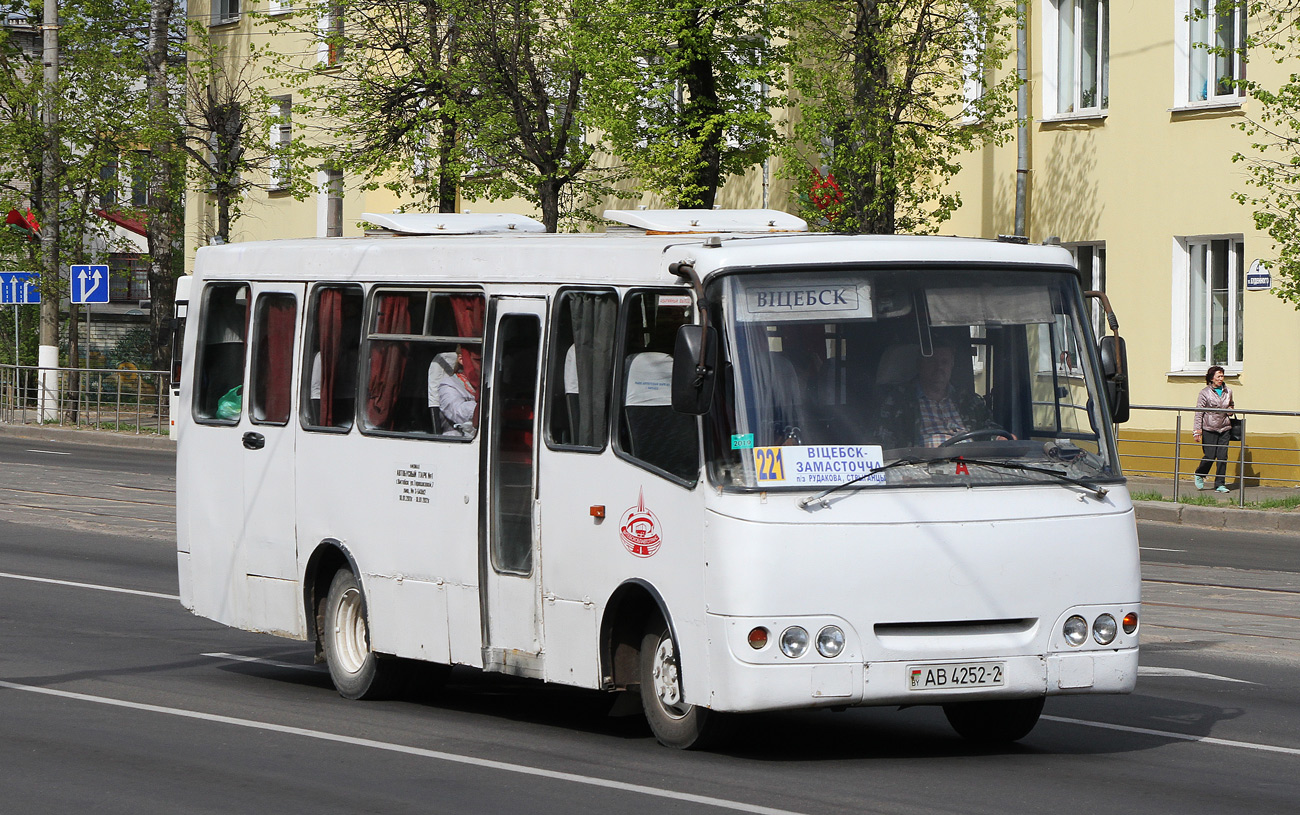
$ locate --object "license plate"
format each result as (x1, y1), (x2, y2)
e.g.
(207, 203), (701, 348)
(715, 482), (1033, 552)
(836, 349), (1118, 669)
(908, 661), (1005, 690)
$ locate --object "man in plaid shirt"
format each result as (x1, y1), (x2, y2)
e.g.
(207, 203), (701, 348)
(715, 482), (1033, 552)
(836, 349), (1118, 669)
(875, 333), (997, 450)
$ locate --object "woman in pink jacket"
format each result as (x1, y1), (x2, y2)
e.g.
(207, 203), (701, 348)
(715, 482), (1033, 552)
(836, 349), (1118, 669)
(1193, 365), (1234, 492)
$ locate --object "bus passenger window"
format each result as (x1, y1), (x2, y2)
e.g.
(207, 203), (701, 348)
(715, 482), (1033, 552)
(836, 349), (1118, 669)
(616, 290), (699, 483)
(546, 290), (616, 450)
(250, 293), (297, 425)
(361, 289), (484, 437)
(194, 283), (249, 423)
(302, 285), (363, 430)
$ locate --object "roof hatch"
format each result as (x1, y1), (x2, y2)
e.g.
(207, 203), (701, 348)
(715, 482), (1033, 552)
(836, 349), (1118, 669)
(362, 212), (546, 235)
(604, 209), (807, 234)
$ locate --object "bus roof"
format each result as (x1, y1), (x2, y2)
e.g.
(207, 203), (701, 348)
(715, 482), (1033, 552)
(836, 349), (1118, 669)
(191, 229), (1079, 288)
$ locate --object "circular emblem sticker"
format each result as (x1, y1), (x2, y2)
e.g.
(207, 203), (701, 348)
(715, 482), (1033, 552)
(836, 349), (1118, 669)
(619, 489), (662, 558)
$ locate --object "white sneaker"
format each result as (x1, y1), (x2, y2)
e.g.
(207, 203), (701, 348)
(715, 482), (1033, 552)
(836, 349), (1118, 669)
(1215, 485), (1230, 493)
(1194, 475), (1205, 490)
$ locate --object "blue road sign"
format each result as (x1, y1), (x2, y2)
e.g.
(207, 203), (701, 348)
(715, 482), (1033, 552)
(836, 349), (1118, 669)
(0, 272), (40, 304)
(71, 264), (110, 304)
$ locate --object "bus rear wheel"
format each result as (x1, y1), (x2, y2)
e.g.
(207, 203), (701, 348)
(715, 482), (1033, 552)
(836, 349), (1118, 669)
(639, 616), (715, 749)
(942, 697), (1045, 744)
(321, 569), (401, 700)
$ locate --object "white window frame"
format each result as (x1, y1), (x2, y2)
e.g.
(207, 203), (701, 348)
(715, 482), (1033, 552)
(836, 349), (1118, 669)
(267, 0), (291, 16)
(1042, 0), (1109, 119)
(1173, 0), (1246, 109)
(317, 3), (344, 67)
(268, 96), (292, 191)
(1171, 235), (1245, 374)
(1066, 242), (1107, 340)
(212, 0), (240, 25)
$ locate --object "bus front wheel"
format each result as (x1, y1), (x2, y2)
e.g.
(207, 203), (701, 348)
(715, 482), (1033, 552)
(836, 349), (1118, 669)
(321, 569), (401, 700)
(942, 697), (1045, 744)
(639, 616), (715, 749)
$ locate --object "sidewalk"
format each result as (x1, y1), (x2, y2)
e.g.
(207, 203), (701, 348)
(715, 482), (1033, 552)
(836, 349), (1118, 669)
(1127, 474), (1300, 535)
(3, 421), (1297, 534)
(0, 421), (175, 451)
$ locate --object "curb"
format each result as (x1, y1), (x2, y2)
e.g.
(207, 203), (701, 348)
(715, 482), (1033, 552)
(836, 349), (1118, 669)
(0, 422), (175, 451)
(1134, 500), (1300, 534)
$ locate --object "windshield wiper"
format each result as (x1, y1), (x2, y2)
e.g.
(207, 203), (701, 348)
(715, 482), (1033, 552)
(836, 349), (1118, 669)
(945, 456), (1110, 500)
(797, 458), (922, 510)
(796, 454), (1108, 511)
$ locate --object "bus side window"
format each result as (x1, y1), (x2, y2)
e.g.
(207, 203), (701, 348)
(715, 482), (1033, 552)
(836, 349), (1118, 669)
(302, 285), (363, 431)
(546, 289), (616, 450)
(249, 293), (298, 425)
(616, 290), (699, 483)
(360, 288), (484, 437)
(193, 283), (250, 423)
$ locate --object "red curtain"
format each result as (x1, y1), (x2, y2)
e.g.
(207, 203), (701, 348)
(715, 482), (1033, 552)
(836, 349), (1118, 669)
(262, 297), (297, 423)
(450, 294), (485, 385)
(317, 288), (343, 426)
(365, 294), (411, 428)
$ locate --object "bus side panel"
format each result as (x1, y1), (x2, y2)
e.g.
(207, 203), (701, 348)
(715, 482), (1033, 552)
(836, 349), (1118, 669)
(295, 432), (483, 667)
(537, 445), (709, 698)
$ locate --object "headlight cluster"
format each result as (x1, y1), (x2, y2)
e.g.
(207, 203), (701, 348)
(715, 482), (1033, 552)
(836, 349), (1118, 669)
(1062, 611), (1137, 646)
(748, 625), (846, 658)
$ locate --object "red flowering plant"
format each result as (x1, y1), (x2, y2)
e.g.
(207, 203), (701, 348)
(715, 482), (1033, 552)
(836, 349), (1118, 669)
(805, 168), (844, 225)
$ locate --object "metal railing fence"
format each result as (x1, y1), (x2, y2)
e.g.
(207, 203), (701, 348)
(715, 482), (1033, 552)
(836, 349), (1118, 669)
(1, 363), (169, 435)
(1121, 404), (1300, 507)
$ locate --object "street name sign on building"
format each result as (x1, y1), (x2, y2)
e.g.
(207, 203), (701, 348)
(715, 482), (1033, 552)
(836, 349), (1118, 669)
(0, 272), (40, 304)
(1247, 259), (1272, 291)
(71, 264), (110, 304)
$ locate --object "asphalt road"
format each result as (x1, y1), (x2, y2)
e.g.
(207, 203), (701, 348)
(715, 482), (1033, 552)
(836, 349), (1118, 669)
(1, 434), (1297, 814)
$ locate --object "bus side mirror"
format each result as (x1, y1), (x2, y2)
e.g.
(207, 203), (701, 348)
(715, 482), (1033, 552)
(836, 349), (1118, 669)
(1099, 335), (1130, 424)
(672, 324), (718, 415)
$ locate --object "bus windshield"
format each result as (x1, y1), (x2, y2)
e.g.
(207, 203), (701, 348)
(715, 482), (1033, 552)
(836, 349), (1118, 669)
(708, 268), (1121, 491)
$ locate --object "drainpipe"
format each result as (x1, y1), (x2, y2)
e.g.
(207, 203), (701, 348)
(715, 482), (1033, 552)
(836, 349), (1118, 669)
(1015, 0), (1029, 238)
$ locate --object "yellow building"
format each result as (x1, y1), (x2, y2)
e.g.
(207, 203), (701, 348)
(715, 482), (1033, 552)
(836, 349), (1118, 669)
(944, 1), (1300, 486)
(186, 1), (1298, 485)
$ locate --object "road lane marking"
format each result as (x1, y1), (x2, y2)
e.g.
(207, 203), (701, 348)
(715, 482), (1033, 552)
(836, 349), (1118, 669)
(1139, 547), (1184, 552)
(203, 652), (324, 672)
(0, 571), (178, 600)
(1042, 714), (1300, 757)
(0, 680), (812, 815)
(1138, 666), (1252, 683)
(25, 449), (71, 456)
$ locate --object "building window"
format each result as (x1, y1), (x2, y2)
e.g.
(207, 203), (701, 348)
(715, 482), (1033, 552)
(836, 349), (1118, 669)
(1066, 242), (1107, 338)
(269, 96), (291, 191)
(1044, 0), (1109, 117)
(1175, 237), (1244, 372)
(1177, 0), (1246, 106)
(212, 0), (240, 25)
(318, 3), (345, 67)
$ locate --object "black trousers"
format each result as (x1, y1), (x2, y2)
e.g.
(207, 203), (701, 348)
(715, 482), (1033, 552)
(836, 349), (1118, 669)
(1195, 429), (1229, 487)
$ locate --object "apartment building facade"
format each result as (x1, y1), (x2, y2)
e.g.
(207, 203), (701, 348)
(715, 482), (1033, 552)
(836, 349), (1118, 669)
(943, 1), (1300, 482)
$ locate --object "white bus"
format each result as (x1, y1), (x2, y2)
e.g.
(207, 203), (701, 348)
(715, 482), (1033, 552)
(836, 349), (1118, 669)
(176, 209), (1139, 749)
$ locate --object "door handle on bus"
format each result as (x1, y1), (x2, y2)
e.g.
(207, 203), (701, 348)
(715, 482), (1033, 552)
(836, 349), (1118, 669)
(242, 432), (265, 450)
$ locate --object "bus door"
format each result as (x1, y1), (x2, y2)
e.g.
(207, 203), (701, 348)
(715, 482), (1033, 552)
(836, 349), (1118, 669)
(480, 297), (546, 677)
(239, 282), (306, 583)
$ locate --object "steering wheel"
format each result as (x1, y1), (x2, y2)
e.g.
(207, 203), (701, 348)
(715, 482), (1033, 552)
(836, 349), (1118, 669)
(940, 427), (1015, 446)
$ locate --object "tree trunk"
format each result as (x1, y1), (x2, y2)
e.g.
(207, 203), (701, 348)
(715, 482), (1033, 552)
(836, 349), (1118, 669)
(146, 0), (180, 371)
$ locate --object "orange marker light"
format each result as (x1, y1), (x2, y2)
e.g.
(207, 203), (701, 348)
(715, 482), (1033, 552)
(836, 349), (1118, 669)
(747, 627), (769, 649)
(590, 505), (606, 519)
(1122, 611), (1138, 634)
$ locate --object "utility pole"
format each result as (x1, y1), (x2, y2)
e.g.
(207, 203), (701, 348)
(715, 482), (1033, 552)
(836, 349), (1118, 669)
(38, 0), (60, 421)
(1014, 0), (1029, 239)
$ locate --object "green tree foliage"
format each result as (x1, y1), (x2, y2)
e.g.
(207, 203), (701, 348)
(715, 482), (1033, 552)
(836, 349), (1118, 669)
(584, 0), (786, 209)
(1223, 1), (1300, 305)
(781, 0), (1020, 234)
(264, 0), (467, 215)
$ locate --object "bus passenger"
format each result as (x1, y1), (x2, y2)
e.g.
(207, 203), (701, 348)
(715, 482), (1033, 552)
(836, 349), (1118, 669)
(437, 346), (480, 436)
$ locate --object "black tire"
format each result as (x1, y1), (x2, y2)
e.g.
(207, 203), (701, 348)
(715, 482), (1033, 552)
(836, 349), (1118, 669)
(943, 696), (1045, 744)
(320, 569), (402, 700)
(639, 615), (716, 749)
